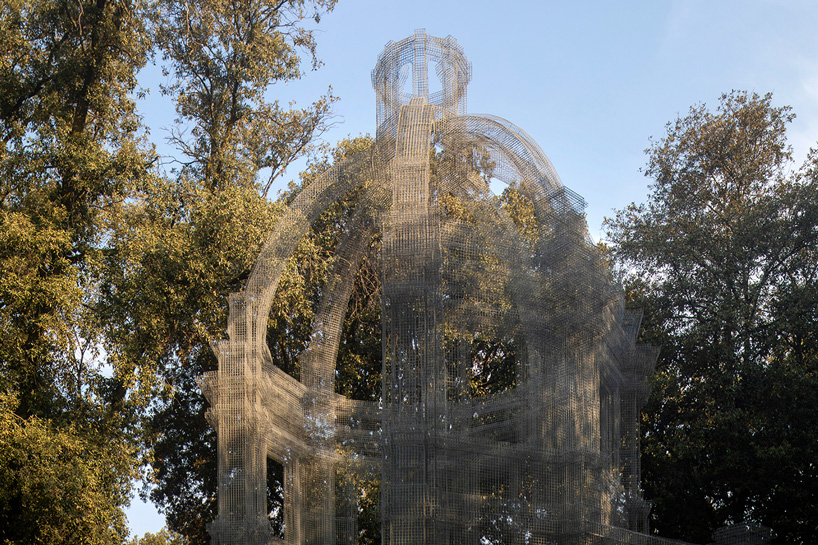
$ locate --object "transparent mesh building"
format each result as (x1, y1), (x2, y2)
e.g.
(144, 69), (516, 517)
(200, 31), (771, 545)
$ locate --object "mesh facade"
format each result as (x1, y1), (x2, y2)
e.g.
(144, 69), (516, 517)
(199, 31), (771, 545)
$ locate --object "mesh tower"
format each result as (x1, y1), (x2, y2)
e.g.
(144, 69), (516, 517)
(201, 30), (717, 545)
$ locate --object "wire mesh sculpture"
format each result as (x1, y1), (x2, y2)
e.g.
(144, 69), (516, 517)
(200, 31), (772, 545)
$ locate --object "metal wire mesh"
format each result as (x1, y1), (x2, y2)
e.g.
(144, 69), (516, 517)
(199, 30), (755, 545)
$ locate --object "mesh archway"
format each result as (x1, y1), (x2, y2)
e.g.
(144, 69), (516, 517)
(201, 30), (665, 545)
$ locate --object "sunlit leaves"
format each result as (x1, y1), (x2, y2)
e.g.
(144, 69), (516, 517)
(0, 393), (139, 545)
(153, 0), (337, 194)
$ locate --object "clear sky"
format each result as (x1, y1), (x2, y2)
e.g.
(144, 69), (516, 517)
(128, 0), (818, 536)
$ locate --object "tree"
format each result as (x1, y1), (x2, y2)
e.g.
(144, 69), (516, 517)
(0, 0), (151, 540)
(0, 0), (152, 417)
(0, 393), (138, 545)
(100, 2), (339, 540)
(103, 177), (306, 542)
(152, 0), (337, 196)
(605, 91), (818, 544)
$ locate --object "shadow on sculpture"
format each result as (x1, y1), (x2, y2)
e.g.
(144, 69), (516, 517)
(200, 31), (773, 545)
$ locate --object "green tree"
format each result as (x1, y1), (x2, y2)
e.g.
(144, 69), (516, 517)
(0, 0), (151, 417)
(103, 178), (287, 542)
(152, 0), (337, 196)
(100, 2), (339, 540)
(0, 393), (138, 545)
(605, 91), (818, 544)
(0, 0), (151, 540)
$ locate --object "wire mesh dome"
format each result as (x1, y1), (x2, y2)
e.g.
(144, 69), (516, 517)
(199, 30), (763, 545)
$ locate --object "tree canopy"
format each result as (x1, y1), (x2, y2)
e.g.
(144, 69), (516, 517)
(0, 0), (152, 541)
(605, 90), (818, 544)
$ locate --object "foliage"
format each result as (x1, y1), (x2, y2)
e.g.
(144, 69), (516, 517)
(88, 1), (340, 541)
(153, 0), (337, 195)
(0, 0), (152, 417)
(605, 91), (818, 544)
(102, 146), (350, 542)
(103, 164), (306, 543)
(128, 528), (188, 545)
(0, 0), (152, 540)
(0, 393), (138, 545)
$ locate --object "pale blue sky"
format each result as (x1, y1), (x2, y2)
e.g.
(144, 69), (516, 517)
(129, 0), (818, 536)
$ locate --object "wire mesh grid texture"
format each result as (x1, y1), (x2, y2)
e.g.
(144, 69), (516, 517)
(199, 31), (772, 545)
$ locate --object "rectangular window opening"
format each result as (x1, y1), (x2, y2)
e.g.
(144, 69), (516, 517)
(267, 457), (285, 539)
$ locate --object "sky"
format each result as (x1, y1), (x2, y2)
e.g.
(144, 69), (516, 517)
(128, 0), (818, 536)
